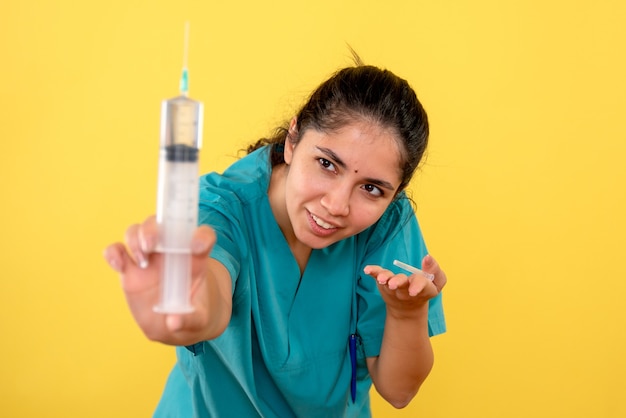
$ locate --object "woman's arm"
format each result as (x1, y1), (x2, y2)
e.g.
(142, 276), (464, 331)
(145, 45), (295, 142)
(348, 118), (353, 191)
(364, 255), (446, 408)
(103, 216), (233, 346)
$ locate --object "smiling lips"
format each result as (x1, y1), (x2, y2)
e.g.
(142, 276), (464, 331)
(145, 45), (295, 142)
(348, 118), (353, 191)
(311, 213), (335, 229)
(308, 211), (339, 236)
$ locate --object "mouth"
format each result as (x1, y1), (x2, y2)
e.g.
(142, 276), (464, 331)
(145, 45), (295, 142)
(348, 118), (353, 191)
(310, 213), (337, 230)
(307, 210), (339, 236)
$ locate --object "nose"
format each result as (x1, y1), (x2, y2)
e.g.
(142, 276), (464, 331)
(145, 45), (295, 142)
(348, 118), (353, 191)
(320, 185), (350, 217)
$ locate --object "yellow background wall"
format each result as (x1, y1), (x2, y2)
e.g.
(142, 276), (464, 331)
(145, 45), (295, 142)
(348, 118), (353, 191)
(1, 0), (625, 417)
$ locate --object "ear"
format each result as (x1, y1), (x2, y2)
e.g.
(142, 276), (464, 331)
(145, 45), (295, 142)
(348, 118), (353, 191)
(284, 117), (298, 165)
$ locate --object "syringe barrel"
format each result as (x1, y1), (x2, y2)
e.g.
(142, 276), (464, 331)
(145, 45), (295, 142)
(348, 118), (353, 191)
(154, 95), (203, 314)
(160, 95), (203, 150)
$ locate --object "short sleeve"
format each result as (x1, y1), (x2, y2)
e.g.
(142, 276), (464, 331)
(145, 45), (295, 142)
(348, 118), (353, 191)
(198, 178), (245, 294)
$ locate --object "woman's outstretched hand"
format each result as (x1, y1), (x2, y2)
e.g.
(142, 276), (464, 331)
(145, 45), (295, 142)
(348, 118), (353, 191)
(103, 216), (232, 346)
(364, 255), (446, 314)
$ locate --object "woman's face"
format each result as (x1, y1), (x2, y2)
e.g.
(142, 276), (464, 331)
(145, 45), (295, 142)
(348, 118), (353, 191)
(282, 119), (404, 249)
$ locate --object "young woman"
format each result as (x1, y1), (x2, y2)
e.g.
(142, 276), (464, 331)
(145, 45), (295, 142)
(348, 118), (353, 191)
(104, 61), (447, 417)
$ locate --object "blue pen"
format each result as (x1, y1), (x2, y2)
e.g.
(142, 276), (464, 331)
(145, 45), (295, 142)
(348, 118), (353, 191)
(349, 334), (357, 403)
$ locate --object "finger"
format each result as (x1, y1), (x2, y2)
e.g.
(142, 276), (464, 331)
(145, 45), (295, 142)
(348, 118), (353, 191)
(125, 224), (149, 269)
(166, 314), (185, 332)
(363, 265), (394, 285)
(103, 242), (129, 273)
(191, 225), (217, 256)
(387, 273), (410, 291)
(421, 254), (440, 275)
(139, 215), (158, 253)
(422, 254), (447, 291)
(363, 265), (384, 277)
(104, 242), (154, 294)
(165, 309), (208, 334)
(407, 274), (429, 296)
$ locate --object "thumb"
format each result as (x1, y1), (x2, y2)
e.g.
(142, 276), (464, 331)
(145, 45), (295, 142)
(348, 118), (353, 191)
(422, 254), (447, 292)
(165, 315), (185, 332)
(422, 254), (438, 273)
(191, 225), (217, 256)
(165, 312), (203, 333)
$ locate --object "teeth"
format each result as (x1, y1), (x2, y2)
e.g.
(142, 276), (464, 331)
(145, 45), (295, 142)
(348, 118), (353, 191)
(311, 214), (335, 229)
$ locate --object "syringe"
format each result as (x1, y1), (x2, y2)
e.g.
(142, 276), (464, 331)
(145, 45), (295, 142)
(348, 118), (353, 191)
(153, 22), (203, 314)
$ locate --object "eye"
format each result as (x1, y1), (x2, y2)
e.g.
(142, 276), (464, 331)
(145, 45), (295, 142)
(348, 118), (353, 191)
(362, 184), (383, 197)
(318, 158), (336, 172)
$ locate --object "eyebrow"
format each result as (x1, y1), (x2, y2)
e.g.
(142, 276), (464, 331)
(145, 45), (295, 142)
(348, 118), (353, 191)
(315, 146), (397, 191)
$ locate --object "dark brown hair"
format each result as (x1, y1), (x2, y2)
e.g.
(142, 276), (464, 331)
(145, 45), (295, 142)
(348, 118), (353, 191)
(248, 59), (429, 192)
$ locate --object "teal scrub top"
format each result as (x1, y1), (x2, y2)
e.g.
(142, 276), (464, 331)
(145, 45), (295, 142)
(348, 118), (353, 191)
(154, 146), (446, 418)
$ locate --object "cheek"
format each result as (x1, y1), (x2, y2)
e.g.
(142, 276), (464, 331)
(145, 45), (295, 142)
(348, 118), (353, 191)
(350, 203), (388, 228)
(284, 169), (315, 215)
(287, 165), (327, 197)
